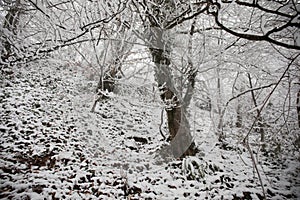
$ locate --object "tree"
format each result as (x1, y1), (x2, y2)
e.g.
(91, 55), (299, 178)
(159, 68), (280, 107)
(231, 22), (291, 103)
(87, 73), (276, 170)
(0, 0), (22, 63)
(129, 0), (212, 158)
(1, 0), (129, 65)
(296, 83), (300, 128)
(1, 0), (299, 160)
(210, 0), (300, 50)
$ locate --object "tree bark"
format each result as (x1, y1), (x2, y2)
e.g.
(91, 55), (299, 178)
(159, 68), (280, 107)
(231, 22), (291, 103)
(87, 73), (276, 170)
(248, 73), (265, 149)
(216, 68), (224, 140)
(140, 0), (198, 158)
(236, 103), (243, 128)
(1, 0), (21, 63)
(297, 89), (300, 128)
(96, 19), (133, 94)
(97, 58), (121, 93)
(150, 46), (197, 158)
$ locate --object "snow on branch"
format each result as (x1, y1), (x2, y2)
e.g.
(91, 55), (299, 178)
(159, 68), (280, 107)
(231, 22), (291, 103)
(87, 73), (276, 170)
(209, 0), (300, 50)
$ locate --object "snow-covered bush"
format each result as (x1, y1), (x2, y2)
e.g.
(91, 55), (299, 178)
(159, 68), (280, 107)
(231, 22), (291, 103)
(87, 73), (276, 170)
(182, 156), (206, 180)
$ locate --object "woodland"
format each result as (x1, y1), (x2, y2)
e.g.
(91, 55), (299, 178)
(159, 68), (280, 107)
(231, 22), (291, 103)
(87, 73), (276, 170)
(0, 0), (299, 199)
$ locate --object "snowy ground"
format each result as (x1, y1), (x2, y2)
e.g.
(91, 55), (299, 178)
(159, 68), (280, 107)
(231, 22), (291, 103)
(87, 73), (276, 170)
(0, 62), (299, 199)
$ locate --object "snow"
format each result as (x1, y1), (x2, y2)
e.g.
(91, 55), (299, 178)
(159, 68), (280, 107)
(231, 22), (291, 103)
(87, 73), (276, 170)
(0, 61), (299, 199)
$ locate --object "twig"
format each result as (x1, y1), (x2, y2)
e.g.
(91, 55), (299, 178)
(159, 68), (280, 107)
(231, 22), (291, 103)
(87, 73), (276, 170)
(242, 53), (300, 200)
(159, 108), (166, 140)
(244, 141), (266, 199)
(243, 53), (300, 141)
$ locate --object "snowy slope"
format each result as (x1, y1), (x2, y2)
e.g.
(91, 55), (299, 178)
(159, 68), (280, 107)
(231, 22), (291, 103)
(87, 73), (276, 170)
(0, 62), (299, 199)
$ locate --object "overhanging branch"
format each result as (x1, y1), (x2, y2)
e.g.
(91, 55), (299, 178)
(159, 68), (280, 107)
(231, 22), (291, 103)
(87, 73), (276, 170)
(166, 3), (208, 29)
(212, 11), (300, 50)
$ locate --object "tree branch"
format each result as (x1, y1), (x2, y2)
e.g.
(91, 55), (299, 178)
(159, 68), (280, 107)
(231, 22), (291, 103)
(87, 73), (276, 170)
(27, 0), (51, 19)
(226, 82), (277, 105)
(212, 9), (300, 50)
(80, 0), (129, 30)
(166, 3), (208, 29)
(235, 0), (294, 18)
(243, 53), (300, 140)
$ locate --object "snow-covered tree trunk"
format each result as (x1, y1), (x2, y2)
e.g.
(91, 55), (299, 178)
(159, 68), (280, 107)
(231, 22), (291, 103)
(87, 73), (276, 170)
(1, 0), (22, 63)
(216, 68), (224, 140)
(96, 25), (132, 93)
(247, 73), (265, 147)
(148, 28), (197, 158)
(132, 0), (201, 158)
(297, 88), (300, 128)
(236, 103), (242, 128)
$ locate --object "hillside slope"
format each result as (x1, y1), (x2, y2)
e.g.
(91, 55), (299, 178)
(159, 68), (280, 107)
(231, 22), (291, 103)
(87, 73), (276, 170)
(0, 62), (299, 199)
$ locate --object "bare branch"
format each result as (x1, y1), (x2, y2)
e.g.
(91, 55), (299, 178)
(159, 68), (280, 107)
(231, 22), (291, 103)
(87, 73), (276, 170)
(166, 3), (208, 29)
(27, 0), (50, 19)
(80, 0), (129, 30)
(235, 0), (295, 18)
(211, 6), (300, 50)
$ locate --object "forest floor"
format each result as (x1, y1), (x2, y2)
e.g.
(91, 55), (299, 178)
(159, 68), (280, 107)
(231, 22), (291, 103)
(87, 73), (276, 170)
(0, 61), (299, 200)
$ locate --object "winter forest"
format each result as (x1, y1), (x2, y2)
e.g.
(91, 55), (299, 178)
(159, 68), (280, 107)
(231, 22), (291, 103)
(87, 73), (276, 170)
(0, 0), (299, 199)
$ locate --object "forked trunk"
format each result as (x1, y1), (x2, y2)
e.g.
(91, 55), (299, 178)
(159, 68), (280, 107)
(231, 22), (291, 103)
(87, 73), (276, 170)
(150, 48), (197, 158)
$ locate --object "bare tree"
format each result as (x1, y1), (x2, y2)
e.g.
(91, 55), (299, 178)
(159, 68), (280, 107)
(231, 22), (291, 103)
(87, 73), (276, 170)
(1, 0), (299, 161)
(0, 0), (22, 63)
(130, 0), (210, 158)
(210, 0), (300, 50)
(1, 0), (129, 65)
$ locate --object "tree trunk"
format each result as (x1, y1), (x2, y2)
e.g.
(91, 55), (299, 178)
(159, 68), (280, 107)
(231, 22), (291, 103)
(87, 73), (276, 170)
(297, 89), (300, 128)
(216, 68), (225, 141)
(236, 103), (243, 128)
(1, 0), (21, 62)
(91, 59), (121, 112)
(248, 73), (265, 149)
(150, 47), (197, 158)
(97, 58), (120, 93)
(143, 1), (198, 159)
